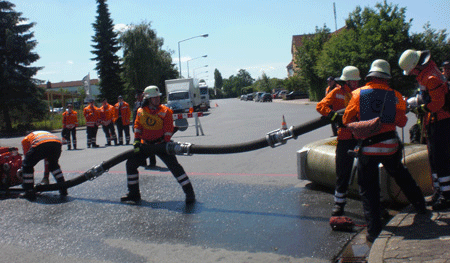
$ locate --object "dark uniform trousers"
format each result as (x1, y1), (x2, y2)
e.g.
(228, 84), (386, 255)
(115, 117), (130, 145)
(357, 146), (425, 238)
(334, 139), (358, 204)
(125, 143), (194, 195)
(22, 142), (65, 190)
(86, 125), (99, 147)
(427, 117), (450, 198)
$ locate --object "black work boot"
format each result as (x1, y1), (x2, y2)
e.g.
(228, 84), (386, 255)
(331, 203), (345, 216)
(121, 192), (141, 203)
(22, 189), (36, 201)
(121, 185), (141, 203)
(183, 183), (196, 204)
(432, 194), (450, 211)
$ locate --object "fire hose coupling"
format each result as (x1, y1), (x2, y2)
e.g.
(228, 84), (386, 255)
(166, 141), (193, 156)
(266, 126), (297, 148)
(84, 163), (106, 181)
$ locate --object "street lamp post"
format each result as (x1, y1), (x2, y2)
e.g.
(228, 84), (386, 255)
(195, 71), (209, 78)
(187, 55), (207, 78)
(193, 65), (208, 78)
(178, 34), (209, 78)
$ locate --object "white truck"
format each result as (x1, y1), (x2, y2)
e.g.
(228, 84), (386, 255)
(165, 78), (201, 112)
(198, 80), (210, 110)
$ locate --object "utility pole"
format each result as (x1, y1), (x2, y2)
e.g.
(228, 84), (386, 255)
(333, 2), (337, 31)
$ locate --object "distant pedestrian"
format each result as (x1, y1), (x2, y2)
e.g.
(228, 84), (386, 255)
(62, 103), (78, 150)
(114, 95), (131, 145)
(100, 98), (118, 146)
(84, 99), (100, 148)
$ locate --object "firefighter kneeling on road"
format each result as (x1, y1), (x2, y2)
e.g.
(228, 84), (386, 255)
(20, 131), (68, 201)
(121, 85), (196, 204)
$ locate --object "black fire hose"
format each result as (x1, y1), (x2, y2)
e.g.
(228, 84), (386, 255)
(7, 112), (339, 193)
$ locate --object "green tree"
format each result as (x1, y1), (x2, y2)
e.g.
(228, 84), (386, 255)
(119, 21), (177, 99)
(317, 1), (414, 96)
(294, 26), (331, 101)
(411, 23), (450, 66)
(91, 0), (124, 103)
(258, 72), (271, 92)
(283, 75), (307, 92)
(214, 68), (223, 91)
(0, 1), (46, 132)
(222, 69), (254, 98)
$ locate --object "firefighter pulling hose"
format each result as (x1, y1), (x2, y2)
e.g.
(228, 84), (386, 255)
(2, 111), (340, 194)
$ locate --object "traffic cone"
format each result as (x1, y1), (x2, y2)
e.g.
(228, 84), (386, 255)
(281, 115), (287, 130)
(189, 107), (194, 113)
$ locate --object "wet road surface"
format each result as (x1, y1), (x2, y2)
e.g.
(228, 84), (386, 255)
(0, 99), (379, 262)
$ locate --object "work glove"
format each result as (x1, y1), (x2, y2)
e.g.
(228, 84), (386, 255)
(328, 111), (343, 127)
(412, 104), (428, 115)
(133, 139), (141, 153)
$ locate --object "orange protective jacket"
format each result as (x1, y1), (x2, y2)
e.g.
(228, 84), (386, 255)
(100, 103), (115, 126)
(343, 80), (407, 155)
(83, 104), (100, 127)
(114, 101), (131, 125)
(22, 131), (61, 155)
(416, 60), (450, 124)
(325, 83), (341, 95)
(134, 104), (174, 143)
(62, 110), (78, 129)
(317, 84), (354, 140)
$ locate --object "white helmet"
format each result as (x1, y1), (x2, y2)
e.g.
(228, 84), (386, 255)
(338, 66), (361, 81)
(366, 59), (391, 79)
(143, 85), (162, 98)
(398, 49), (430, 75)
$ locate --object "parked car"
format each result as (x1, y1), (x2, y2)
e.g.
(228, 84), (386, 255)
(240, 94), (247, 100)
(246, 94), (253, 101)
(285, 91), (309, 100)
(277, 90), (288, 98)
(261, 93), (272, 102)
(254, 92), (264, 102)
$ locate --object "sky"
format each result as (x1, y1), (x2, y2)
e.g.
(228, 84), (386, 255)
(13, 0), (450, 88)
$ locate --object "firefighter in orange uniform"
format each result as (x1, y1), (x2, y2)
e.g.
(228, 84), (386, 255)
(62, 103), (78, 150)
(317, 66), (360, 216)
(324, 76), (341, 136)
(399, 50), (450, 210)
(121, 85), (195, 204)
(84, 99), (100, 148)
(114, 95), (131, 145)
(100, 98), (118, 146)
(343, 59), (425, 242)
(442, 61), (450, 81)
(20, 131), (68, 201)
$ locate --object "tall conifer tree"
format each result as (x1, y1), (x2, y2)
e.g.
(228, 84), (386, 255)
(91, 0), (124, 103)
(0, 1), (45, 132)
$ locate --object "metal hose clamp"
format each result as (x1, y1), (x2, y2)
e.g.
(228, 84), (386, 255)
(266, 126), (297, 148)
(166, 142), (193, 156)
(84, 163), (106, 181)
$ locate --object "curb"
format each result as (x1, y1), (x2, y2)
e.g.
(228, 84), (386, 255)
(367, 211), (409, 263)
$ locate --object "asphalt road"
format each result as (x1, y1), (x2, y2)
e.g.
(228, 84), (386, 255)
(0, 98), (373, 263)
